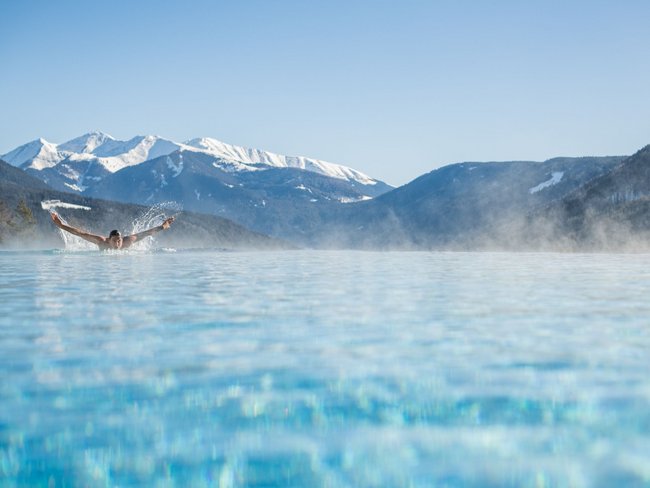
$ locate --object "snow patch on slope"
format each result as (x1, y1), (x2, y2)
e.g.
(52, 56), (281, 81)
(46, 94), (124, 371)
(340, 195), (372, 203)
(529, 172), (564, 194)
(166, 154), (184, 177)
(64, 182), (86, 192)
(211, 160), (265, 173)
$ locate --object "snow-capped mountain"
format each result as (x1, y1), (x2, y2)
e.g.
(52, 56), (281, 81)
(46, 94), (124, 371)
(2, 131), (385, 191)
(185, 137), (377, 185)
(2, 132), (185, 177)
(1, 131), (393, 243)
(2, 138), (62, 170)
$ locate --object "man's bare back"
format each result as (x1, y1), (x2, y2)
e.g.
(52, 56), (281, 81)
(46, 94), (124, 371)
(50, 212), (175, 250)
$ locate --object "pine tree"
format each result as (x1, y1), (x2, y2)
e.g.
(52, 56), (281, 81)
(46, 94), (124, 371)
(16, 199), (35, 225)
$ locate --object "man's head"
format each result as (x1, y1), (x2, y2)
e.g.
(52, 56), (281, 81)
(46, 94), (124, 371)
(107, 229), (123, 249)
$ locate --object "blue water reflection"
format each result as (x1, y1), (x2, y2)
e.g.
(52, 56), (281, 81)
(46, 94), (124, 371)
(1, 251), (650, 486)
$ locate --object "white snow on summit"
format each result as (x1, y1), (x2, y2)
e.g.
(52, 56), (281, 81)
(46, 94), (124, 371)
(95, 135), (184, 172)
(185, 137), (377, 185)
(2, 138), (62, 170)
(0, 132), (185, 173)
(1, 132), (383, 189)
(58, 131), (115, 154)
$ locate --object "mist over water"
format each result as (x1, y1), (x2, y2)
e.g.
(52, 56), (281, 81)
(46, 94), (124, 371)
(1, 251), (650, 486)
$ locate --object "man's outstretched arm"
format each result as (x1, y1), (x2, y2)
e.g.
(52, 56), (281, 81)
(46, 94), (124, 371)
(50, 212), (106, 246)
(123, 216), (175, 246)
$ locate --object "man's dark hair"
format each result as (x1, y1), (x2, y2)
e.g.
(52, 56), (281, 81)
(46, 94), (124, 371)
(109, 230), (121, 237)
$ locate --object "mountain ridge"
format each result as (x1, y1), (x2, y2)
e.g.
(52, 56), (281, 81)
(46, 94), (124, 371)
(2, 132), (386, 188)
(6, 132), (650, 251)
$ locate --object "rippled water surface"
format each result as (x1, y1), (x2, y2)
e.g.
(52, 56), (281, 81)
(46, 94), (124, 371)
(1, 250), (650, 487)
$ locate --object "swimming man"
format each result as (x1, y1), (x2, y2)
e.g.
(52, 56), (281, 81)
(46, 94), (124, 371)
(50, 212), (175, 250)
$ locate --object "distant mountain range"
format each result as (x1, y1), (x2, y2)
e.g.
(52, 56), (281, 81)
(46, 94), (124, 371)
(299, 155), (627, 248)
(4, 131), (650, 251)
(1, 132), (392, 242)
(1, 131), (390, 195)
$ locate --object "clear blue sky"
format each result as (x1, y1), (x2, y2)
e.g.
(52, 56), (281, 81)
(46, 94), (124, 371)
(2, 0), (649, 185)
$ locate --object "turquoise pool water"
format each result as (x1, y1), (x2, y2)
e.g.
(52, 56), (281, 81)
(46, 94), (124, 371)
(1, 250), (650, 487)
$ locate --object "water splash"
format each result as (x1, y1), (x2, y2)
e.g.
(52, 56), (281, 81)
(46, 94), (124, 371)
(52, 213), (97, 251)
(127, 201), (183, 251)
(53, 201), (183, 251)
